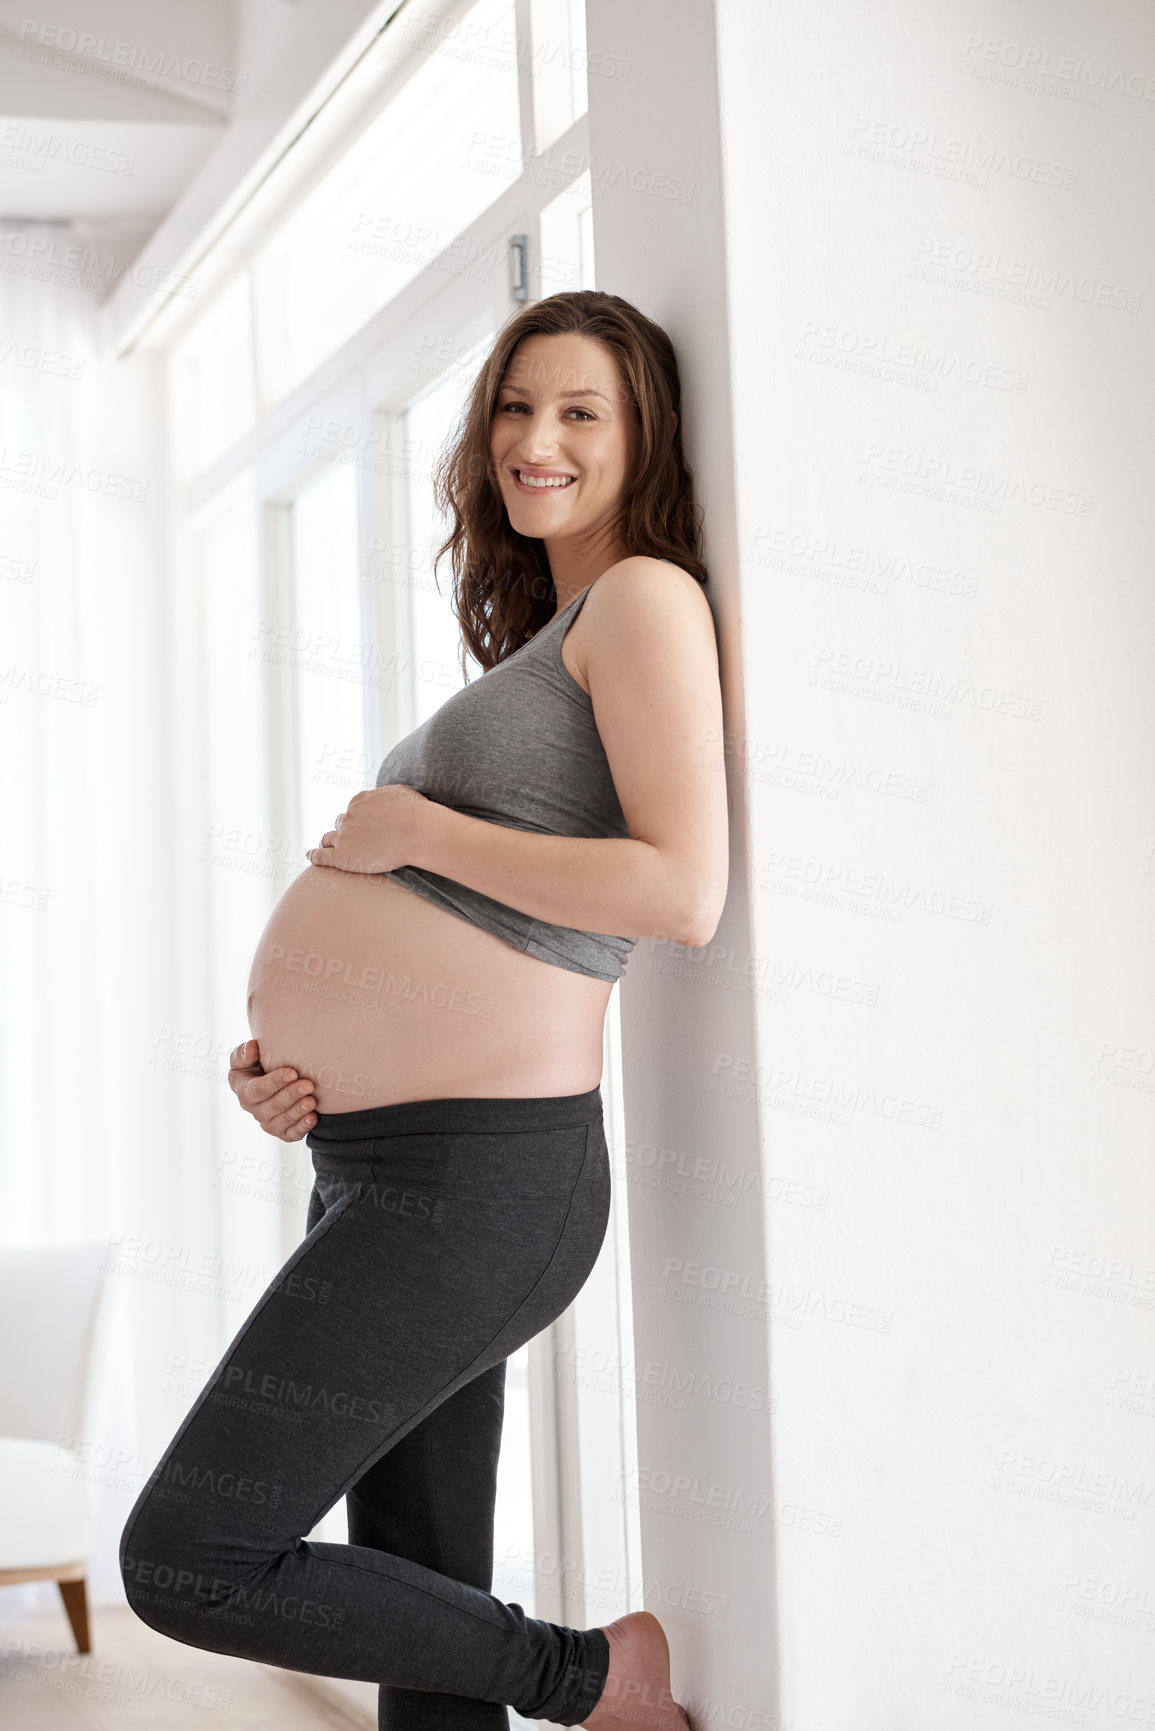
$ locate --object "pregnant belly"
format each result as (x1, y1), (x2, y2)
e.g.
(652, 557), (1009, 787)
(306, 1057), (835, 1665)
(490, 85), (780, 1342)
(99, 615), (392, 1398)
(245, 865), (611, 1113)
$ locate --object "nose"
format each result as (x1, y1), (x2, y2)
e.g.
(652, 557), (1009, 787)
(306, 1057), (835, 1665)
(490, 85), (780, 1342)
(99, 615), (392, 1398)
(518, 433), (559, 463)
(508, 410), (559, 458)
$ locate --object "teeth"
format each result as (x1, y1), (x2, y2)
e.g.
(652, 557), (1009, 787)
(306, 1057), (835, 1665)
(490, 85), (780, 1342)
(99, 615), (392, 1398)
(517, 471), (575, 488)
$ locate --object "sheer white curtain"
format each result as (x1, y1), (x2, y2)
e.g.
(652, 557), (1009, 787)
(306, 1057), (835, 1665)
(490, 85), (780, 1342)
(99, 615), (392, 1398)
(0, 223), (183, 1612)
(0, 226), (106, 1237)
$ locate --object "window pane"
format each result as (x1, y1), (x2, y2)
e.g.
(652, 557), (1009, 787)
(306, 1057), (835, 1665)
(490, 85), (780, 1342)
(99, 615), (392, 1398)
(168, 273), (255, 480)
(403, 341), (492, 724)
(195, 487), (301, 1304)
(539, 168), (595, 297)
(493, 1343), (537, 1619)
(530, 0), (589, 154)
(255, 0), (520, 402)
(290, 462), (366, 854)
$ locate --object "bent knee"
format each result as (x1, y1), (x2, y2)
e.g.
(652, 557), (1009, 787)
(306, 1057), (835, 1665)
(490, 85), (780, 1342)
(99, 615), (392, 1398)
(121, 1547), (225, 1633)
(121, 1509), (236, 1637)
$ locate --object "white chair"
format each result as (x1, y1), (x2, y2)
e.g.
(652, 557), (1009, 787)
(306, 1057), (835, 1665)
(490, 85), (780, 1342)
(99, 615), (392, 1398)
(0, 1242), (109, 1652)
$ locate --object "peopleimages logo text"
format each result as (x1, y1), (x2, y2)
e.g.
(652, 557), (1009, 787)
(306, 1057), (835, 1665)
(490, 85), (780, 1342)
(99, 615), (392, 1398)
(17, 20), (248, 91)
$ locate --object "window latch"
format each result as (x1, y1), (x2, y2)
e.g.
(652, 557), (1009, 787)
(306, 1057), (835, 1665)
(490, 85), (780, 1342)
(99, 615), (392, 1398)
(509, 234), (528, 303)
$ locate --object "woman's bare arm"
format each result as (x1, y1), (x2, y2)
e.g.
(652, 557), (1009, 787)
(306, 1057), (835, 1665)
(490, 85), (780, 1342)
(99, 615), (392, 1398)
(409, 558), (729, 946)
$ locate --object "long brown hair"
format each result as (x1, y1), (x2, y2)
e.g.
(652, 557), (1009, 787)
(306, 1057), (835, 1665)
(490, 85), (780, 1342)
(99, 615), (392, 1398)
(431, 290), (707, 675)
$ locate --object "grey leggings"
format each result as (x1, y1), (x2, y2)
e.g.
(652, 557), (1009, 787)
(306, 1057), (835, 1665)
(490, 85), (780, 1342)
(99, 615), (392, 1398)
(119, 1087), (613, 1728)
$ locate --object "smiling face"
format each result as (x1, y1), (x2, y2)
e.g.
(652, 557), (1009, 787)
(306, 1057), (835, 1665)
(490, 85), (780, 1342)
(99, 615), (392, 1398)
(489, 331), (636, 571)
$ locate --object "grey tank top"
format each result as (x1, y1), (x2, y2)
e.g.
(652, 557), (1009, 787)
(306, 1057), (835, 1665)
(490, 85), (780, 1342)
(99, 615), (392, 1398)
(374, 582), (637, 981)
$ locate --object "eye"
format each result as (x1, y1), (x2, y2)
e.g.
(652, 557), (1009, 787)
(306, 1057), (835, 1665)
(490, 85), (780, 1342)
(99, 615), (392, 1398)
(495, 401), (596, 420)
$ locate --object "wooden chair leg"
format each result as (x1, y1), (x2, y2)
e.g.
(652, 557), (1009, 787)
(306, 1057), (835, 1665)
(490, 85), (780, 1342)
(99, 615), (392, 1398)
(58, 1577), (90, 1653)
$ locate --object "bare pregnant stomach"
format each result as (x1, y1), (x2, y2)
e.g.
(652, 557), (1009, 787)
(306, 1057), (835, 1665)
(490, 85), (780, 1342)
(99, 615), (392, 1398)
(245, 865), (613, 1113)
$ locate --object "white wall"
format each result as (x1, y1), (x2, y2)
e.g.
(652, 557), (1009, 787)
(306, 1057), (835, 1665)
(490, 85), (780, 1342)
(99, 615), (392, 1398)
(584, 2), (776, 1720)
(590, 1), (1155, 1726)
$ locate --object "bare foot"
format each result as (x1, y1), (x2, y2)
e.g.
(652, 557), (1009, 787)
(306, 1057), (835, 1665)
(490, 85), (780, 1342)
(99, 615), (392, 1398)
(581, 1611), (692, 1729)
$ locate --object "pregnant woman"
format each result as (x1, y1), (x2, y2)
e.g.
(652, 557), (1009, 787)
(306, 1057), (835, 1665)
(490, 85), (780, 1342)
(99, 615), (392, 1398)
(120, 289), (728, 1729)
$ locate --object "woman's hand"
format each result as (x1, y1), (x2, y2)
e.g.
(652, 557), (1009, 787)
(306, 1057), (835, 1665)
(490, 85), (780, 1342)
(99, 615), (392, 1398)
(306, 784), (436, 874)
(228, 1039), (318, 1142)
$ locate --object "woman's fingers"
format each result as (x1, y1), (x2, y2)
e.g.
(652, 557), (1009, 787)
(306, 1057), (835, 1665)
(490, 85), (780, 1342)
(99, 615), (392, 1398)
(227, 1047), (318, 1141)
(255, 1076), (318, 1134)
(242, 1073), (313, 1128)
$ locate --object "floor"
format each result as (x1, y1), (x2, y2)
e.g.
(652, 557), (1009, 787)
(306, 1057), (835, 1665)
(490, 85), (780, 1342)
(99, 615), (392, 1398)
(0, 1606), (373, 1728)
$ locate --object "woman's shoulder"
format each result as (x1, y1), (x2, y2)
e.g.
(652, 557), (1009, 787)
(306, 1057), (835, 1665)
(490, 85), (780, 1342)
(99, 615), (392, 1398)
(584, 556), (713, 636)
(574, 557), (717, 688)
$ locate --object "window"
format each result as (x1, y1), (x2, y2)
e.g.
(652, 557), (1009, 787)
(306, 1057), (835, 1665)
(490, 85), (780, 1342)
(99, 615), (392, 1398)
(539, 168), (594, 298)
(288, 463), (368, 856)
(168, 273), (255, 480)
(530, 0), (589, 153)
(188, 480), (301, 1308)
(401, 342), (490, 722)
(253, 0), (521, 403)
